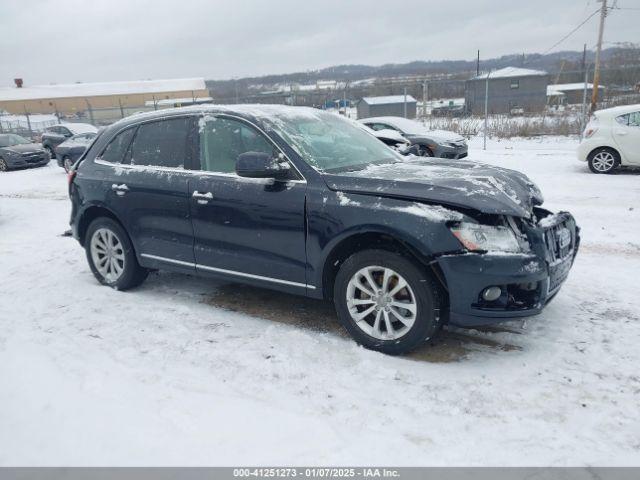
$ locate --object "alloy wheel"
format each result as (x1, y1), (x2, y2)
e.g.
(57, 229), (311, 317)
(0, 158), (7, 171)
(90, 228), (126, 283)
(346, 266), (417, 340)
(591, 151), (615, 172)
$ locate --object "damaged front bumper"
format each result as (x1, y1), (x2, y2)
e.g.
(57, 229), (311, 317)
(436, 210), (580, 327)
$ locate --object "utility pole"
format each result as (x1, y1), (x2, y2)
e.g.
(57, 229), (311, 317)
(403, 87), (407, 118)
(422, 80), (428, 118)
(483, 70), (491, 151)
(590, 0), (608, 113)
(580, 43), (589, 133)
(476, 50), (480, 76)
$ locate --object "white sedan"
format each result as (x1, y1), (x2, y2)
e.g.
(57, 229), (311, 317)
(578, 104), (640, 173)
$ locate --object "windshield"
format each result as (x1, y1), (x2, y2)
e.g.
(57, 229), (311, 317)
(0, 134), (30, 147)
(264, 110), (401, 172)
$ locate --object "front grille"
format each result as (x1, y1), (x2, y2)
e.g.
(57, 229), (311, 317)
(543, 220), (575, 264)
(540, 214), (578, 294)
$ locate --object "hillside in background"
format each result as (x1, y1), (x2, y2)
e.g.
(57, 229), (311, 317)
(206, 46), (640, 102)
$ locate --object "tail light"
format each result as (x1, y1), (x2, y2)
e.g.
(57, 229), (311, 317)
(584, 127), (598, 138)
(67, 169), (76, 188)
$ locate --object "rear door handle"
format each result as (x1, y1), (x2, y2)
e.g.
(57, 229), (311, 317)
(192, 191), (213, 204)
(111, 183), (129, 196)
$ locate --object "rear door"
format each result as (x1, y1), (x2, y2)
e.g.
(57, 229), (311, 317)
(189, 115), (308, 292)
(97, 116), (198, 271)
(613, 111), (640, 164)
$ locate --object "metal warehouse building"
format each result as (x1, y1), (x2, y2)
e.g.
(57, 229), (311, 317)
(357, 95), (417, 119)
(0, 78), (210, 123)
(465, 67), (549, 114)
(547, 82), (606, 105)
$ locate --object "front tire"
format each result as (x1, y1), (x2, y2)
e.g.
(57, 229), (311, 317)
(63, 156), (73, 172)
(44, 145), (55, 160)
(416, 145), (434, 157)
(333, 249), (443, 355)
(0, 158), (9, 172)
(588, 147), (619, 174)
(85, 217), (148, 290)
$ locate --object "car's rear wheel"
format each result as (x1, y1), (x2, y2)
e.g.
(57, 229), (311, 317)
(63, 156), (74, 172)
(588, 148), (619, 174)
(85, 217), (148, 290)
(333, 249), (443, 355)
(0, 158), (8, 172)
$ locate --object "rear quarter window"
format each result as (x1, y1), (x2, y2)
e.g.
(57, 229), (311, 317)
(99, 127), (136, 164)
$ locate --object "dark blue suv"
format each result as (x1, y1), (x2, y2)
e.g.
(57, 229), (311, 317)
(69, 105), (579, 354)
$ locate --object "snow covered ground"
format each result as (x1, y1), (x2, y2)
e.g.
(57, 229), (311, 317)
(1, 136), (639, 466)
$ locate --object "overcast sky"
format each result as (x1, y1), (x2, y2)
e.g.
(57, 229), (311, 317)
(1, 0), (637, 86)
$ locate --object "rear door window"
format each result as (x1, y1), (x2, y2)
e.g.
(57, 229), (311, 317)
(130, 117), (194, 169)
(99, 127), (136, 164)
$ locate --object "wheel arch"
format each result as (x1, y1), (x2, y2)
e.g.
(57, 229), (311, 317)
(588, 145), (622, 163)
(319, 230), (448, 301)
(77, 204), (127, 247)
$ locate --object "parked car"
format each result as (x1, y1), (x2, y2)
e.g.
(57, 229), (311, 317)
(69, 105), (579, 354)
(55, 132), (98, 172)
(359, 116), (468, 158)
(578, 104), (640, 174)
(354, 121), (417, 155)
(0, 133), (50, 171)
(41, 123), (97, 159)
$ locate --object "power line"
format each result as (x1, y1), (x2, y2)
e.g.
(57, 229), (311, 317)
(539, 8), (601, 57)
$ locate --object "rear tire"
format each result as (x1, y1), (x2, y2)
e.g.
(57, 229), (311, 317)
(333, 249), (443, 355)
(0, 158), (8, 172)
(588, 147), (619, 174)
(85, 217), (148, 290)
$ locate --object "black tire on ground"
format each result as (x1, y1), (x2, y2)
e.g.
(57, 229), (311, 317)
(85, 217), (148, 290)
(588, 147), (620, 174)
(0, 158), (8, 172)
(417, 145), (434, 157)
(63, 156), (73, 172)
(333, 249), (443, 355)
(44, 145), (55, 159)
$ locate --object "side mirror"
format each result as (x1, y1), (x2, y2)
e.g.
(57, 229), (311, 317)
(236, 151), (291, 179)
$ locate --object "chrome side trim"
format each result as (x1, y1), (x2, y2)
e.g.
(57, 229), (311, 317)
(140, 253), (315, 290)
(140, 253), (195, 268)
(197, 263), (314, 289)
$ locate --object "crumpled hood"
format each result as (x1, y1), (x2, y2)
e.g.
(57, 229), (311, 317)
(323, 158), (544, 218)
(1, 143), (44, 155)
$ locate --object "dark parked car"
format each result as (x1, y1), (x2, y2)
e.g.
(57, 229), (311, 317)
(359, 116), (468, 159)
(41, 123), (97, 159)
(55, 132), (98, 171)
(69, 105), (579, 354)
(0, 134), (50, 171)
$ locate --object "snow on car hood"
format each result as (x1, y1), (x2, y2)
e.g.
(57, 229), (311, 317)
(0, 143), (44, 154)
(407, 128), (464, 143)
(323, 157), (544, 218)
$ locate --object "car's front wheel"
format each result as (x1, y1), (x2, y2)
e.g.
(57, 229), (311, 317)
(333, 249), (443, 354)
(0, 158), (9, 172)
(416, 145), (434, 157)
(85, 217), (148, 290)
(63, 156), (74, 172)
(588, 147), (619, 174)
(44, 145), (55, 160)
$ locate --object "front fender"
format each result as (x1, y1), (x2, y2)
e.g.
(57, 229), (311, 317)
(306, 188), (467, 295)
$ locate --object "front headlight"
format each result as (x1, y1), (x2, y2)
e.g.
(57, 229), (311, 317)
(450, 222), (523, 253)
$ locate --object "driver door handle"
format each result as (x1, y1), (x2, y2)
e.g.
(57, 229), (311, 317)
(192, 191), (213, 204)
